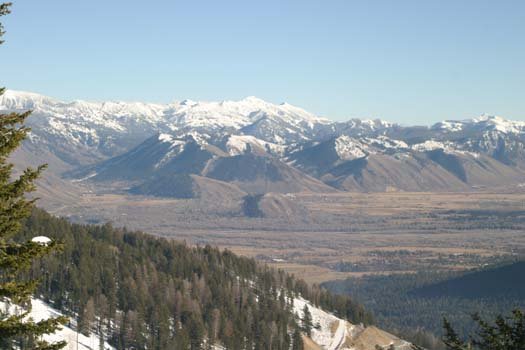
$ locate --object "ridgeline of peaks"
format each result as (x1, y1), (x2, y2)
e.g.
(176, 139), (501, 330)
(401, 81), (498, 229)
(3, 90), (525, 195)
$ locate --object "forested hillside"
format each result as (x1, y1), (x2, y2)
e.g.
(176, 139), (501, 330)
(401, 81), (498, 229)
(412, 261), (525, 299)
(323, 264), (525, 349)
(19, 209), (372, 349)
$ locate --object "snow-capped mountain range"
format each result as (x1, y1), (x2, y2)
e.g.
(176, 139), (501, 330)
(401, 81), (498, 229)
(0, 90), (331, 162)
(2, 90), (525, 194)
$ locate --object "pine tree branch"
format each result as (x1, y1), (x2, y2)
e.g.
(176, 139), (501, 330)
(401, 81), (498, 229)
(442, 317), (468, 350)
(0, 314), (68, 339)
(0, 3), (12, 45)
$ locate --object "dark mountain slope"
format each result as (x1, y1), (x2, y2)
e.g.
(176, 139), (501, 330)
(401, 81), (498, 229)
(411, 261), (525, 299)
(290, 134), (525, 192)
(241, 192), (309, 220)
(204, 153), (337, 194)
(129, 173), (246, 200)
(321, 154), (470, 192)
(69, 132), (336, 196)
(68, 134), (223, 182)
(426, 149), (467, 182)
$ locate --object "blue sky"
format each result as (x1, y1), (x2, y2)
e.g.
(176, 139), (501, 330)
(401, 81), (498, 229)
(0, 0), (524, 124)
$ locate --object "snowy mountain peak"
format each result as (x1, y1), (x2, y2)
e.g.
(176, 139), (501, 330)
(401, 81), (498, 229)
(473, 114), (502, 122)
(472, 114), (525, 134)
(0, 90), (340, 159)
(180, 99), (198, 106)
(0, 90), (61, 110)
(362, 118), (395, 129)
(432, 120), (465, 132)
(431, 114), (525, 135)
(340, 118), (396, 136)
(4, 89), (525, 180)
(241, 96), (267, 104)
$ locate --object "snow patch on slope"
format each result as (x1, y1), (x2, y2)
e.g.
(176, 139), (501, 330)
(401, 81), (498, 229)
(292, 297), (411, 350)
(226, 135), (285, 156)
(0, 298), (114, 350)
(155, 134), (188, 168)
(411, 140), (479, 157)
(293, 297), (356, 350)
(334, 135), (408, 161)
(335, 136), (368, 160)
(411, 140), (447, 152)
(364, 136), (408, 150)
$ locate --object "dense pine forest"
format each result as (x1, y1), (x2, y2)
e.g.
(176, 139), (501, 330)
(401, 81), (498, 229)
(19, 208), (372, 349)
(411, 261), (525, 299)
(323, 265), (525, 350)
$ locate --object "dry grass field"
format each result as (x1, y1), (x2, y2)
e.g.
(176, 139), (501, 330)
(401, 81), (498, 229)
(40, 184), (525, 284)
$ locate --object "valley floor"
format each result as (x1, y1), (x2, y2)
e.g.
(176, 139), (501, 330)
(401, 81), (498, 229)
(40, 183), (525, 284)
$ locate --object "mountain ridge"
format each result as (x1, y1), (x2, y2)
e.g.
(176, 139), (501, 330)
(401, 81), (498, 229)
(3, 90), (525, 197)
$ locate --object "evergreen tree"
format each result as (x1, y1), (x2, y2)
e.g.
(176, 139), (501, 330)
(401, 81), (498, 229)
(291, 328), (303, 350)
(443, 318), (469, 350)
(471, 310), (525, 350)
(443, 310), (525, 350)
(80, 298), (95, 336)
(187, 310), (204, 349)
(302, 304), (313, 337)
(0, 3), (67, 349)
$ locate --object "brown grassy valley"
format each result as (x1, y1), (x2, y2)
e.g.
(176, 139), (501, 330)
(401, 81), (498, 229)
(39, 180), (525, 284)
